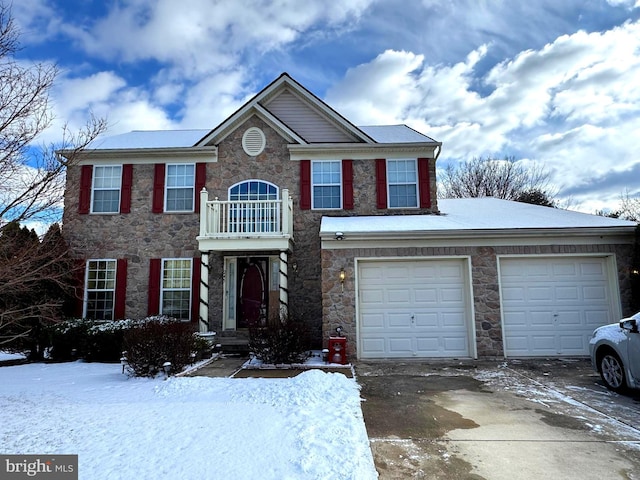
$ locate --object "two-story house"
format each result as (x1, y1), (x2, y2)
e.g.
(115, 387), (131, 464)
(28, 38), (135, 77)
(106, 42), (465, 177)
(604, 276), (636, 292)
(61, 73), (637, 360)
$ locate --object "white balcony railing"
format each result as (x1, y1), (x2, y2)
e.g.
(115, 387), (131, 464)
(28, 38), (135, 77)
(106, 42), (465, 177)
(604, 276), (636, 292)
(198, 188), (293, 242)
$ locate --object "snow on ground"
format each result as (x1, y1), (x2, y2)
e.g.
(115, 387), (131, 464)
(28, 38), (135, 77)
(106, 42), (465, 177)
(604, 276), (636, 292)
(0, 351), (26, 362)
(0, 362), (378, 480)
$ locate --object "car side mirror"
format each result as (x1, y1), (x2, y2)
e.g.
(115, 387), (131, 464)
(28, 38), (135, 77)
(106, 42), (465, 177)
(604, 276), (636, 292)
(620, 318), (639, 333)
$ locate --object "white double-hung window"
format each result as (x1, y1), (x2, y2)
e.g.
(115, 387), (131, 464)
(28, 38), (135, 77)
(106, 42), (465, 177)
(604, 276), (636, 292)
(165, 164), (195, 212)
(387, 159), (418, 208)
(85, 260), (117, 320)
(161, 259), (192, 320)
(91, 166), (122, 213)
(312, 160), (341, 209)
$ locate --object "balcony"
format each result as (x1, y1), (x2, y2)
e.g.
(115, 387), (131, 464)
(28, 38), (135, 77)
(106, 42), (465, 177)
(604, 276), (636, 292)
(197, 188), (294, 252)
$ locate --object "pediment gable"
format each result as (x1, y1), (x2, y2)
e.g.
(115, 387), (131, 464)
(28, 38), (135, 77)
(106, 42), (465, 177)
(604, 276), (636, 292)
(196, 73), (374, 147)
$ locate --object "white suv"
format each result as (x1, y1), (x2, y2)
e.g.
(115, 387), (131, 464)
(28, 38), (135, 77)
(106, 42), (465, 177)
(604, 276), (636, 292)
(589, 312), (640, 392)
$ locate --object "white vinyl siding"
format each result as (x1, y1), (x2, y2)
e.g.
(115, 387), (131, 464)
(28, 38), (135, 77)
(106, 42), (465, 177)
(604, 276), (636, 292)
(312, 160), (342, 209)
(165, 164), (195, 212)
(161, 259), (192, 321)
(85, 260), (117, 320)
(387, 159), (418, 208)
(91, 166), (121, 213)
(358, 259), (471, 359)
(500, 256), (616, 356)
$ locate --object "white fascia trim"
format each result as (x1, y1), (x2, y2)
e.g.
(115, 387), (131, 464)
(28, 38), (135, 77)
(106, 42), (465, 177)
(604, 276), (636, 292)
(73, 147), (218, 165)
(288, 143), (441, 160)
(320, 227), (636, 249)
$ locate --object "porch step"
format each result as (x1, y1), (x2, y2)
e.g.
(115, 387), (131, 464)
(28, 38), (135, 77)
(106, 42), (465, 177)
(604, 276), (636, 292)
(217, 337), (251, 355)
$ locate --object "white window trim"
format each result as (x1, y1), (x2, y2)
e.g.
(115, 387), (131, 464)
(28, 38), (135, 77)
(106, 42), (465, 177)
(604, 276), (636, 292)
(228, 179), (279, 200)
(386, 158), (419, 209)
(311, 160), (343, 210)
(160, 258), (192, 321)
(83, 259), (117, 319)
(164, 163), (196, 213)
(90, 165), (122, 214)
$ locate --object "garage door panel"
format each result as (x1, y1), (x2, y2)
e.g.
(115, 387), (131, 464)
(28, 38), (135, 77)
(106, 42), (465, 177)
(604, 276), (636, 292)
(387, 289), (411, 304)
(502, 286), (525, 301)
(529, 287), (553, 301)
(555, 286), (579, 301)
(361, 313), (384, 329)
(583, 286), (607, 301)
(414, 288), (438, 304)
(442, 311), (466, 327)
(414, 312), (439, 327)
(389, 337), (413, 353)
(361, 338), (385, 356)
(441, 287), (464, 303)
(388, 313), (412, 328)
(359, 259), (471, 358)
(501, 257), (614, 357)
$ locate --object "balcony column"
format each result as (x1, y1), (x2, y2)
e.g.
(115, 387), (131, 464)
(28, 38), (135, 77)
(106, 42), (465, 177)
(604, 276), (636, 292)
(199, 188), (208, 237)
(281, 189), (290, 236)
(279, 251), (289, 318)
(199, 251), (210, 333)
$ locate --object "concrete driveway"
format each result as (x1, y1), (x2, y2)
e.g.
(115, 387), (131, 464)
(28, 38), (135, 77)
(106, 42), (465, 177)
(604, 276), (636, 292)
(355, 359), (640, 479)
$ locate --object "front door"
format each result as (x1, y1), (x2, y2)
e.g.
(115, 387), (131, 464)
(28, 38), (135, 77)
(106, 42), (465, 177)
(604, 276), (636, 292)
(237, 258), (268, 328)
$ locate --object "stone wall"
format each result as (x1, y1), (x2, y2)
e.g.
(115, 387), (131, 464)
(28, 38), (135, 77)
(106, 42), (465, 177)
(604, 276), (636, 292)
(62, 113), (444, 345)
(320, 242), (635, 359)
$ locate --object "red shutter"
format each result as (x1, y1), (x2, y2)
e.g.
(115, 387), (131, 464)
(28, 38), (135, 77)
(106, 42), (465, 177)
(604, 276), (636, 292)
(342, 160), (354, 210)
(194, 163), (206, 213)
(78, 165), (93, 214)
(375, 159), (387, 209)
(148, 258), (161, 316)
(73, 259), (86, 318)
(300, 160), (311, 210)
(418, 158), (431, 209)
(114, 258), (128, 319)
(152, 164), (165, 213)
(120, 164), (133, 214)
(191, 258), (201, 323)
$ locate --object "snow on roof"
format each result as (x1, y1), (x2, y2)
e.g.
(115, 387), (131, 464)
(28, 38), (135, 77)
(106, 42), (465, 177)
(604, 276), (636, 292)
(87, 124), (437, 150)
(358, 124), (437, 143)
(87, 129), (210, 150)
(320, 197), (637, 234)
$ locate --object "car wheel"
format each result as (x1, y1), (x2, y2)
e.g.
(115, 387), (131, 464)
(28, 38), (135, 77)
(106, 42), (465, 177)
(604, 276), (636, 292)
(599, 351), (627, 392)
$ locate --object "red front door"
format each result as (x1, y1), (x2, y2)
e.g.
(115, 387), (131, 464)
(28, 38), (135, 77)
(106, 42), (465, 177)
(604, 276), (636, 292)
(238, 259), (267, 328)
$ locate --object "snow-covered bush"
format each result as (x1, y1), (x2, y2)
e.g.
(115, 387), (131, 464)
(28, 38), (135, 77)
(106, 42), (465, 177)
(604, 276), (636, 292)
(123, 320), (200, 377)
(47, 316), (196, 364)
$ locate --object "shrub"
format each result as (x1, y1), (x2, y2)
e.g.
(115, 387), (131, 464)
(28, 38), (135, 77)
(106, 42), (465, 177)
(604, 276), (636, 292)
(47, 319), (94, 361)
(249, 315), (310, 364)
(123, 319), (200, 377)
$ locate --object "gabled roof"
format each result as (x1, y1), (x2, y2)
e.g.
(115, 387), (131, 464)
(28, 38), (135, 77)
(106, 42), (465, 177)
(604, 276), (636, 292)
(359, 125), (437, 144)
(81, 73), (441, 151)
(195, 73), (376, 146)
(320, 197), (637, 237)
(86, 129), (209, 150)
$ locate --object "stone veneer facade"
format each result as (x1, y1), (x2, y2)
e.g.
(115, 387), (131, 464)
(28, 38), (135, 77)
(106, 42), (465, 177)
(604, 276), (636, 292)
(321, 243), (635, 358)
(62, 114), (440, 349)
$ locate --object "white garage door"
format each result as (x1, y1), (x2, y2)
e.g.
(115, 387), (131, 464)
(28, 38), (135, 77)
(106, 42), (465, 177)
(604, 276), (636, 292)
(500, 256), (616, 357)
(358, 259), (471, 359)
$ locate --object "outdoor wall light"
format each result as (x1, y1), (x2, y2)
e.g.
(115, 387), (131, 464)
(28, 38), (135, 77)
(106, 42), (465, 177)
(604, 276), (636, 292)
(335, 231), (344, 240)
(339, 267), (346, 292)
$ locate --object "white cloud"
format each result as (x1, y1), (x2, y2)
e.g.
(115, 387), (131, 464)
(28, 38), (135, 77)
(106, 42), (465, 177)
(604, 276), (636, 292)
(326, 20), (640, 212)
(61, 0), (372, 79)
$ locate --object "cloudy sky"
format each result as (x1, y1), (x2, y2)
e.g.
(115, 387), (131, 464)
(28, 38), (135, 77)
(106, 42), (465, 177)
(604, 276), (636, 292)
(11, 0), (640, 215)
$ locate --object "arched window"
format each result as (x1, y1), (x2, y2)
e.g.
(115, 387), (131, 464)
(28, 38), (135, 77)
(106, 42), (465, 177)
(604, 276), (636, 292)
(227, 180), (279, 233)
(229, 180), (278, 201)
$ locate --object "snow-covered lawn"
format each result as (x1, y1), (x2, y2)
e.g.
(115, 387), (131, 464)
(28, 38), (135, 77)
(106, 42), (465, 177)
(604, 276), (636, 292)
(0, 362), (377, 480)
